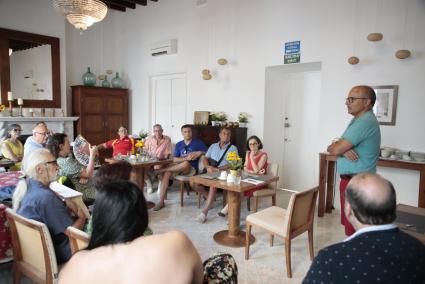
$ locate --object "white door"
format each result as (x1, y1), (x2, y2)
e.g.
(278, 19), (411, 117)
(282, 71), (321, 190)
(151, 73), (187, 142)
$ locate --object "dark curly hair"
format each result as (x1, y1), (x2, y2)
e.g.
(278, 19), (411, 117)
(46, 133), (67, 159)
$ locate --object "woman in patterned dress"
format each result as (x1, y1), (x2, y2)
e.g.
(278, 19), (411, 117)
(46, 133), (98, 202)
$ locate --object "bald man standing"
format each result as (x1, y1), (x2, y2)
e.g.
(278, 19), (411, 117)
(303, 173), (425, 283)
(327, 85), (381, 236)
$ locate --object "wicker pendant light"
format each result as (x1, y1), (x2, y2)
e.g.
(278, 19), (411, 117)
(52, 0), (108, 31)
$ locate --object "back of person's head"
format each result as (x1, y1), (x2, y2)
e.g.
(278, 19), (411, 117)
(94, 162), (133, 189)
(13, 148), (53, 210)
(46, 133), (67, 159)
(345, 173), (396, 225)
(87, 180), (148, 249)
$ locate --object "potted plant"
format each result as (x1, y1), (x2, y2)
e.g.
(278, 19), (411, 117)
(238, 112), (249, 127)
(226, 151), (243, 184)
(138, 130), (149, 141)
(211, 112), (227, 126)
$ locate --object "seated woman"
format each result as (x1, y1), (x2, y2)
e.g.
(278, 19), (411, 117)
(12, 149), (86, 264)
(218, 135), (268, 217)
(46, 133), (98, 202)
(1, 124), (24, 170)
(59, 180), (204, 284)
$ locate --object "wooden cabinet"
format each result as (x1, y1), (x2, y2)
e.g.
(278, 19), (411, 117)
(190, 125), (248, 158)
(71, 85), (129, 146)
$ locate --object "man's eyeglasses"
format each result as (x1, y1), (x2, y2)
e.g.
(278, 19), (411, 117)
(35, 132), (48, 136)
(45, 160), (58, 166)
(345, 97), (368, 104)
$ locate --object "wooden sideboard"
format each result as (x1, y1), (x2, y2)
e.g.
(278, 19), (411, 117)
(72, 86), (128, 161)
(318, 152), (425, 217)
(190, 125), (248, 159)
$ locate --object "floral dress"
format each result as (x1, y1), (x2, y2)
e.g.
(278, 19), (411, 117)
(57, 156), (96, 200)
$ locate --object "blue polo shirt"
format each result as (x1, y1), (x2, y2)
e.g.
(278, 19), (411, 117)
(174, 139), (208, 170)
(23, 136), (44, 158)
(206, 142), (238, 167)
(17, 178), (73, 264)
(337, 110), (381, 174)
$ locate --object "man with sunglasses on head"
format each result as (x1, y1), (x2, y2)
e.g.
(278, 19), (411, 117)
(152, 124), (207, 211)
(23, 121), (50, 158)
(327, 85), (381, 236)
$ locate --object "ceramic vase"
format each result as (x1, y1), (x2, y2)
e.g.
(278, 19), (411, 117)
(102, 75), (111, 87)
(111, 72), (124, 88)
(82, 67), (96, 86)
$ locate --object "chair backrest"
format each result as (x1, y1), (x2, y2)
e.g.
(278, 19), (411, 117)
(283, 187), (318, 238)
(66, 226), (90, 254)
(266, 162), (279, 189)
(6, 208), (58, 283)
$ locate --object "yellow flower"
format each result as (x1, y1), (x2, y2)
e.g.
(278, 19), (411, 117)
(0, 105), (5, 112)
(135, 140), (144, 148)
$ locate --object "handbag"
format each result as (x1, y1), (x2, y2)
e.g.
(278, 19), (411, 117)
(205, 144), (232, 170)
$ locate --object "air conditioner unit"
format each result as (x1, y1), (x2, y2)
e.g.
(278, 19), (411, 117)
(150, 39), (177, 56)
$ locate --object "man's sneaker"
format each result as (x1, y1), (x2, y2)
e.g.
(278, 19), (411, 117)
(195, 212), (207, 223)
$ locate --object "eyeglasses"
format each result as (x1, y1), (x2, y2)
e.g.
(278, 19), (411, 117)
(35, 132), (48, 136)
(249, 142), (258, 146)
(345, 97), (368, 104)
(45, 160), (58, 166)
(13, 129), (22, 132)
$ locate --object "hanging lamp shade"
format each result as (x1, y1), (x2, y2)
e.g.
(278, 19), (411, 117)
(52, 0), (107, 31)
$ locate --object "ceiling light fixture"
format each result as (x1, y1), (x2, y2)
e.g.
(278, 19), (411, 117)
(52, 0), (107, 31)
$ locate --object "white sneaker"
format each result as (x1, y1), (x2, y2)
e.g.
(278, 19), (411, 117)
(146, 179), (153, 194)
(195, 212), (207, 223)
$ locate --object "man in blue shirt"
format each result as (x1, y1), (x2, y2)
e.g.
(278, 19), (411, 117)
(15, 149), (86, 264)
(23, 122), (49, 161)
(327, 85), (381, 236)
(195, 127), (238, 223)
(153, 125), (207, 211)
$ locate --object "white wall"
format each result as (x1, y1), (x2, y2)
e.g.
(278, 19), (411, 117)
(0, 0), (67, 110)
(4, 0), (424, 206)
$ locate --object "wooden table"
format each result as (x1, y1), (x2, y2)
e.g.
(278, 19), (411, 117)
(0, 160), (16, 172)
(318, 152), (425, 217)
(395, 204), (425, 244)
(190, 174), (279, 247)
(105, 158), (172, 208)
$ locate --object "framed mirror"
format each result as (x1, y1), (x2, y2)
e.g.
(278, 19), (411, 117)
(0, 27), (61, 108)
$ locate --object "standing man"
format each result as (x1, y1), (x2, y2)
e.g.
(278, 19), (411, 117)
(303, 173), (425, 283)
(327, 85), (381, 236)
(195, 127), (238, 223)
(24, 122), (49, 158)
(97, 126), (135, 158)
(152, 125), (207, 211)
(144, 124), (172, 193)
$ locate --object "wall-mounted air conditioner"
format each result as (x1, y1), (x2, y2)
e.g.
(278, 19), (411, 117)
(150, 39), (178, 56)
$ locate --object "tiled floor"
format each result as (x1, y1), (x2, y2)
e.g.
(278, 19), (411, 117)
(0, 185), (346, 284)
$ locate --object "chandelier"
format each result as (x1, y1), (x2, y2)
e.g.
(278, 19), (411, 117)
(52, 0), (108, 31)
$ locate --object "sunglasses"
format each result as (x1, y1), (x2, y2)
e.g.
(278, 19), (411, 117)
(13, 129), (22, 132)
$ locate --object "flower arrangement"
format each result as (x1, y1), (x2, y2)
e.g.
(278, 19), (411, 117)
(138, 129), (149, 140)
(135, 140), (144, 149)
(238, 112), (249, 123)
(227, 151), (243, 171)
(0, 105), (6, 112)
(211, 112), (227, 122)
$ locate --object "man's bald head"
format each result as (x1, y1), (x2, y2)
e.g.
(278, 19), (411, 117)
(345, 173), (396, 225)
(350, 85), (377, 108)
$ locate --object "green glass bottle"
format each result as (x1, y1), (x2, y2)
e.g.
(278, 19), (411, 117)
(82, 67), (96, 86)
(111, 72), (124, 88)
(101, 75), (111, 87)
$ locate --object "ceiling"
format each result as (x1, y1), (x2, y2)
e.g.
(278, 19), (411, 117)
(101, 0), (158, 12)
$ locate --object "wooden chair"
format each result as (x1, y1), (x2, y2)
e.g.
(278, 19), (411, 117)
(6, 208), (59, 284)
(175, 155), (205, 207)
(66, 226), (90, 255)
(245, 186), (318, 278)
(250, 162), (279, 212)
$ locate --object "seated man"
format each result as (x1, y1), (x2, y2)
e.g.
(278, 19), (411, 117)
(23, 121), (49, 158)
(303, 173), (425, 283)
(153, 125), (207, 211)
(195, 127), (238, 223)
(144, 124), (172, 193)
(13, 149), (86, 264)
(97, 126), (134, 158)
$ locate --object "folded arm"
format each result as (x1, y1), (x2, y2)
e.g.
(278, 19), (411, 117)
(327, 139), (358, 161)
